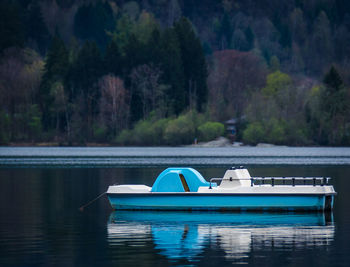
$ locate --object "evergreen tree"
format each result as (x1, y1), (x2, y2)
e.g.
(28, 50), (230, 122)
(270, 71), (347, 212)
(244, 27), (255, 51)
(220, 12), (232, 49)
(174, 17), (208, 111)
(145, 28), (162, 65)
(74, 1), (114, 48)
(56, 0), (74, 8)
(323, 66), (344, 93)
(70, 41), (102, 139)
(25, 0), (50, 54)
(322, 66), (347, 118)
(160, 28), (185, 115)
(71, 41), (102, 102)
(104, 40), (122, 76)
(0, 1), (24, 53)
(112, 14), (135, 55)
(39, 34), (69, 130)
(124, 34), (147, 123)
(309, 66), (349, 145)
(123, 34), (146, 74)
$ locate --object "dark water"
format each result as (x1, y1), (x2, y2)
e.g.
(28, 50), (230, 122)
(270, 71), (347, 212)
(0, 147), (350, 266)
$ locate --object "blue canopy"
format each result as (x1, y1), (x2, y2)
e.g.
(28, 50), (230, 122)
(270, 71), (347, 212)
(151, 168), (214, 192)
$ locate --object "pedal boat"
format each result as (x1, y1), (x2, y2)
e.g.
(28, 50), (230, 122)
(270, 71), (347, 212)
(106, 167), (336, 211)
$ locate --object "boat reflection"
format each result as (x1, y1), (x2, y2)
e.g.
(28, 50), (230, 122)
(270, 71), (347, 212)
(107, 211), (334, 262)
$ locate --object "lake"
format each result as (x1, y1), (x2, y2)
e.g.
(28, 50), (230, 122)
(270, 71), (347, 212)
(0, 147), (350, 266)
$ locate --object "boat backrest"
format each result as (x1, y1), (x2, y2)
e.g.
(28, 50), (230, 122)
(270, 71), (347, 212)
(151, 168), (212, 192)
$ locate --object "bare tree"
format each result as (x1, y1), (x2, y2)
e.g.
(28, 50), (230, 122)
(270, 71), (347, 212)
(208, 50), (267, 121)
(130, 64), (164, 119)
(98, 75), (129, 135)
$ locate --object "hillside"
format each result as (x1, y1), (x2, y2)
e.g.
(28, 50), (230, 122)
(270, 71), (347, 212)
(0, 0), (349, 146)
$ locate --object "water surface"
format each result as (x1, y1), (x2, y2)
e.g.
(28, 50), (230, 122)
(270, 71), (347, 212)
(1, 146), (350, 166)
(0, 147), (349, 266)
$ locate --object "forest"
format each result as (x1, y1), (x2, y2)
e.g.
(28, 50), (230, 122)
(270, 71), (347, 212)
(0, 0), (350, 146)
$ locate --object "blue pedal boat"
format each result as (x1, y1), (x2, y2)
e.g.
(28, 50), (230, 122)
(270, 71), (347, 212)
(106, 167), (336, 211)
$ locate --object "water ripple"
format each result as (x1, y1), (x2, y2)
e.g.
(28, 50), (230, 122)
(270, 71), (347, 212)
(0, 147), (350, 166)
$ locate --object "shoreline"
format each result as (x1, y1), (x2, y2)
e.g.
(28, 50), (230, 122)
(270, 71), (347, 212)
(0, 135), (348, 149)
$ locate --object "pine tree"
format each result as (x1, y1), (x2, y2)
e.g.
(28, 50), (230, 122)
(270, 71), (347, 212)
(0, 1), (24, 53)
(71, 41), (102, 103)
(74, 2), (114, 48)
(174, 17), (208, 112)
(146, 28), (162, 65)
(323, 66), (343, 94)
(220, 12), (232, 49)
(160, 28), (185, 115)
(311, 65), (350, 145)
(69, 41), (102, 139)
(322, 66), (347, 118)
(39, 34), (69, 130)
(123, 34), (146, 74)
(104, 40), (122, 76)
(25, 1), (50, 54)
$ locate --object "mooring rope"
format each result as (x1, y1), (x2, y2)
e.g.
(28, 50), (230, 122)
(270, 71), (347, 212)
(79, 191), (107, 212)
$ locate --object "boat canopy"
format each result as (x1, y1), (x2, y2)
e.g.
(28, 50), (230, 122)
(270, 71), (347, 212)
(151, 168), (213, 192)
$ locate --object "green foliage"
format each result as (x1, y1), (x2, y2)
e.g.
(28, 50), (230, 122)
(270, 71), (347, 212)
(265, 118), (287, 144)
(242, 122), (265, 145)
(114, 129), (132, 145)
(243, 119), (289, 145)
(307, 66), (350, 145)
(133, 11), (159, 44)
(135, 120), (160, 145)
(3, 1), (350, 147)
(198, 122), (224, 142)
(115, 111), (213, 146)
(262, 71), (292, 96)
(269, 56), (280, 72)
(164, 114), (196, 145)
(111, 14), (135, 53)
(244, 75), (310, 146)
(93, 124), (108, 142)
(115, 118), (170, 146)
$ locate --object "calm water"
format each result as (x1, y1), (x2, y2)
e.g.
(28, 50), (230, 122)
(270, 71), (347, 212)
(0, 147), (350, 266)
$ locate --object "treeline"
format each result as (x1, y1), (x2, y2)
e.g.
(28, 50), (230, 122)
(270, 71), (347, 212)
(0, 7), (208, 144)
(0, 0), (350, 146)
(242, 67), (350, 146)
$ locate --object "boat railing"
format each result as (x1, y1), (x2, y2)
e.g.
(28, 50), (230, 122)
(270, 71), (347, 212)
(209, 177), (331, 188)
(209, 178), (223, 189)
